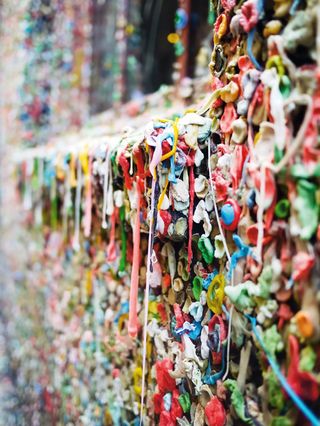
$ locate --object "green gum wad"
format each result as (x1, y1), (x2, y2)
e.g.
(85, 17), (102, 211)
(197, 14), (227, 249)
(262, 325), (284, 357)
(224, 282), (257, 311)
(174, 41), (184, 57)
(224, 379), (253, 424)
(271, 417), (293, 426)
(111, 151), (118, 177)
(208, 0), (216, 25)
(299, 346), (316, 372)
(274, 146), (284, 165)
(225, 265), (272, 312)
(198, 235), (214, 264)
(295, 179), (318, 240)
(275, 199), (290, 219)
(264, 370), (285, 410)
(192, 276), (203, 301)
(178, 392), (191, 413)
(279, 75), (291, 98)
(257, 265), (273, 298)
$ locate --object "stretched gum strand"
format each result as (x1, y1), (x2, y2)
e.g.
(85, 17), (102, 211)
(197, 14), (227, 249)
(102, 147), (111, 229)
(157, 176), (169, 210)
(140, 176), (157, 425)
(187, 156), (195, 272)
(128, 181), (142, 338)
(83, 156), (92, 238)
(256, 164), (266, 263)
(161, 119), (179, 161)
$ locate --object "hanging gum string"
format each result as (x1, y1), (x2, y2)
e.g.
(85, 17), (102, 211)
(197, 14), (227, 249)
(102, 148), (111, 229)
(128, 180), (142, 338)
(83, 155), (92, 238)
(119, 205), (127, 273)
(73, 159), (82, 252)
(247, 315), (320, 426)
(256, 164), (266, 263)
(187, 152), (195, 273)
(79, 149), (92, 238)
(140, 176), (157, 425)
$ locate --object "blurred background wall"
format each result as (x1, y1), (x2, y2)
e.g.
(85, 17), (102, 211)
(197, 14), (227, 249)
(1, 0), (210, 147)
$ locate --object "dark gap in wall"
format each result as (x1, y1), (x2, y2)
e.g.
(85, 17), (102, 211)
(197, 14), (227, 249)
(90, 0), (210, 114)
